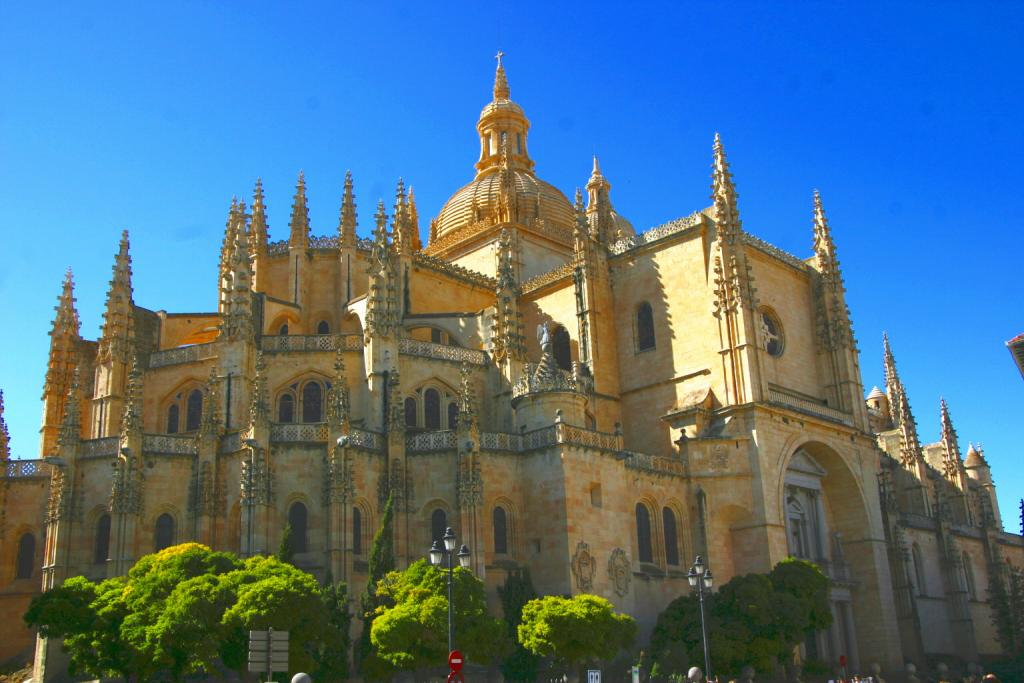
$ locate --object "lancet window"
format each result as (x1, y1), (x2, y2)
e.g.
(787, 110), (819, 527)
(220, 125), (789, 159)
(636, 503), (653, 564)
(431, 508), (448, 545)
(164, 386), (203, 434)
(15, 532), (35, 579)
(155, 514), (175, 551)
(493, 507), (509, 555)
(94, 514), (111, 564)
(317, 320), (330, 335)
(276, 379), (328, 424)
(636, 302), (656, 352)
(289, 501), (308, 553)
(404, 383), (458, 430)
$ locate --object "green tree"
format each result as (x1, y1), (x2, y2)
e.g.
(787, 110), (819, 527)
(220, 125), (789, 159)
(498, 569), (541, 683)
(989, 562), (1024, 658)
(277, 522), (296, 564)
(649, 558), (833, 678)
(518, 594), (636, 681)
(358, 491), (396, 681)
(314, 575), (352, 681)
(370, 559), (509, 674)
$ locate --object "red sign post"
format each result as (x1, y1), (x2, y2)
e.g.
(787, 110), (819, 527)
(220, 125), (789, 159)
(447, 650), (465, 683)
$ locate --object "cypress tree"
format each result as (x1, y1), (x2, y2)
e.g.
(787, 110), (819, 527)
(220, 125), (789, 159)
(357, 491), (396, 680)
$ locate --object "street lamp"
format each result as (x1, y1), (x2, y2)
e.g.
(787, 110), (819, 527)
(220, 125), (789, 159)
(687, 555), (714, 680)
(428, 527), (471, 655)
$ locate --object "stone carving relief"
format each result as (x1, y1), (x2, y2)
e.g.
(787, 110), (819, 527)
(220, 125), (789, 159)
(608, 547), (631, 596)
(571, 540), (597, 591)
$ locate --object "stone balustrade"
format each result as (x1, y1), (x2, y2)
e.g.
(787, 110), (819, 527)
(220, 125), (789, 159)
(149, 342), (217, 368)
(511, 365), (593, 399)
(270, 423), (329, 442)
(142, 434), (198, 455)
(622, 451), (687, 477)
(767, 387), (854, 426)
(4, 459), (48, 478)
(79, 437), (120, 459)
(398, 338), (488, 365)
(406, 430), (457, 452)
(262, 334), (362, 353)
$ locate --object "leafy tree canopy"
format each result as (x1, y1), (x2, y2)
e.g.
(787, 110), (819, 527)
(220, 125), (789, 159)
(370, 559), (510, 672)
(25, 543), (351, 682)
(499, 569), (542, 683)
(518, 594), (636, 670)
(650, 558), (833, 678)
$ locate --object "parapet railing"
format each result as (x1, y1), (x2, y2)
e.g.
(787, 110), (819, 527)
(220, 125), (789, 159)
(262, 334), (362, 353)
(149, 342), (217, 369)
(398, 338), (488, 366)
(767, 387), (854, 427)
(4, 459), (49, 478)
(142, 434), (198, 455)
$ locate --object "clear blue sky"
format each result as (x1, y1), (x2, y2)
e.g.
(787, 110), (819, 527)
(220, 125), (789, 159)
(1, 3), (1021, 525)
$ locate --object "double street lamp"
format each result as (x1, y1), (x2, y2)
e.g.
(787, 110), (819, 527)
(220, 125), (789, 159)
(687, 555), (714, 680)
(428, 527), (471, 654)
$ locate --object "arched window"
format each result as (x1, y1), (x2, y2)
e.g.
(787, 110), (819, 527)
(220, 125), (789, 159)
(431, 509), (447, 545)
(637, 302), (656, 352)
(352, 506), (363, 556)
(166, 404), (180, 434)
(962, 552), (977, 600)
(94, 514), (111, 564)
(636, 503), (653, 564)
(289, 502), (308, 553)
(15, 533), (35, 579)
(185, 389), (203, 432)
(759, 309), (784, 357)
(493, 507), (508, 555)
(911, 543), (927, 596)
(404, 397), (418, 428)
(278, 394), (295, 423)
(302, 382), (323, 423)
(317, 320), (330, 335)
(155, 514), (175, 551)
(663, 507), (680, 566)
(447, 402), (458, 430)
(553, 326), (572, 371)
(424, 389), (441, 430)
(279, 323), (289, 336)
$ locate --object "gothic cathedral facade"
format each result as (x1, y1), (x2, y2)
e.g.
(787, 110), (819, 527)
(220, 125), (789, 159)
(1, 58), (1021, 677)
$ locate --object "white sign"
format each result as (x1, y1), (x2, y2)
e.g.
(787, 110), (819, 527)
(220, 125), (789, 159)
(588, 670), (601, 683)
(632, 666), (640, 683)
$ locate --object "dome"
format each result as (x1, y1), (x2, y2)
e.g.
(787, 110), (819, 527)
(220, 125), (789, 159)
(433, 169), (576, 245)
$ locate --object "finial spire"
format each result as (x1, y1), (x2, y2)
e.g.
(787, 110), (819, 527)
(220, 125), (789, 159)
(0, 389), (10, 462)
(407, 186), (422, 251)
(289, 171), (310, 249)
(250, 178), (269, 258)
(592, 154), (602, 177)
(339, 170), (357, 248)
(812, 190), (840, 275)
(711, 133), (742, 244)
(939, 398), (964, 481)
(493, 50), (510, 100)
(99, 230), (135, 363)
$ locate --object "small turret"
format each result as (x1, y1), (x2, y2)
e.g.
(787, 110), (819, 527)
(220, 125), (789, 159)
(288, 171), (310, 250)
(392, 179), (414, 255)
(221, 201), (254, 342)
(491, 228), (526, 363)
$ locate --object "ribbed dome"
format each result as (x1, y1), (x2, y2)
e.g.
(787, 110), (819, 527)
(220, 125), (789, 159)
(434, 169), (576, 243)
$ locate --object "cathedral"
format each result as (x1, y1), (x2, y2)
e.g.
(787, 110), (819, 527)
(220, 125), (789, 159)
(1, 56), (1021, 679)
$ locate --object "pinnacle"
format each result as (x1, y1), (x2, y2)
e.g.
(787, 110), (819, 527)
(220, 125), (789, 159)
(0, 388), (9, 461)
(592, 155), (601, 176)
(493, 50), (510, 100)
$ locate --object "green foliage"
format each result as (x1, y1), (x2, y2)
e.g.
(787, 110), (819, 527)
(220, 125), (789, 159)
(358, 491), (396, 681)
(988, 562), (1024, 658)
(518, 594), (636, 673)
(314, 577), (352, 681)
(498, 569), (541, 683)
(277, 522), (295, 564)
(370, 559), (510, 673)
(24, 543), (352, 681)
(650, 558), (833, 678)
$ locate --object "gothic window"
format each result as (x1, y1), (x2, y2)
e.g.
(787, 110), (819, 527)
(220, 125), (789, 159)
(493, 507), (508, 555)
(424, 389), (441, 429)
(962, 552), (977, 600)
(352, 507), (363, 556)
(155, 514), (175, 551)
(447, 402), (458, 430)
(94, 514), (111, 564)
(278, 394), (295, 423)
(516, 133), (523, 154)
(302, 382), (323, 423)
(166, 404), (180, 434)
(279, 323), (289, 336)
(553, 326), (572, 371)
(185, 389), (203, 432)
(636, 503), (653, 564)
(911, 543), (927, 596)
(404, 397), (418, 428)
(431, 328), (443, 344)
(663, 507), (680, 566)
(317, 320), (330, 335)
(289, 502), (308, 553)
(431, 509), (447, 545)
(759, 309), (784, 357)
(15, 533), (35, 579)
(636, 302), (656, 352)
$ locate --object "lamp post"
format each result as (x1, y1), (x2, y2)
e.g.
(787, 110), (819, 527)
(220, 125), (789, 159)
(429, 527), (471, 655)
(687, 555), (714, 680)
